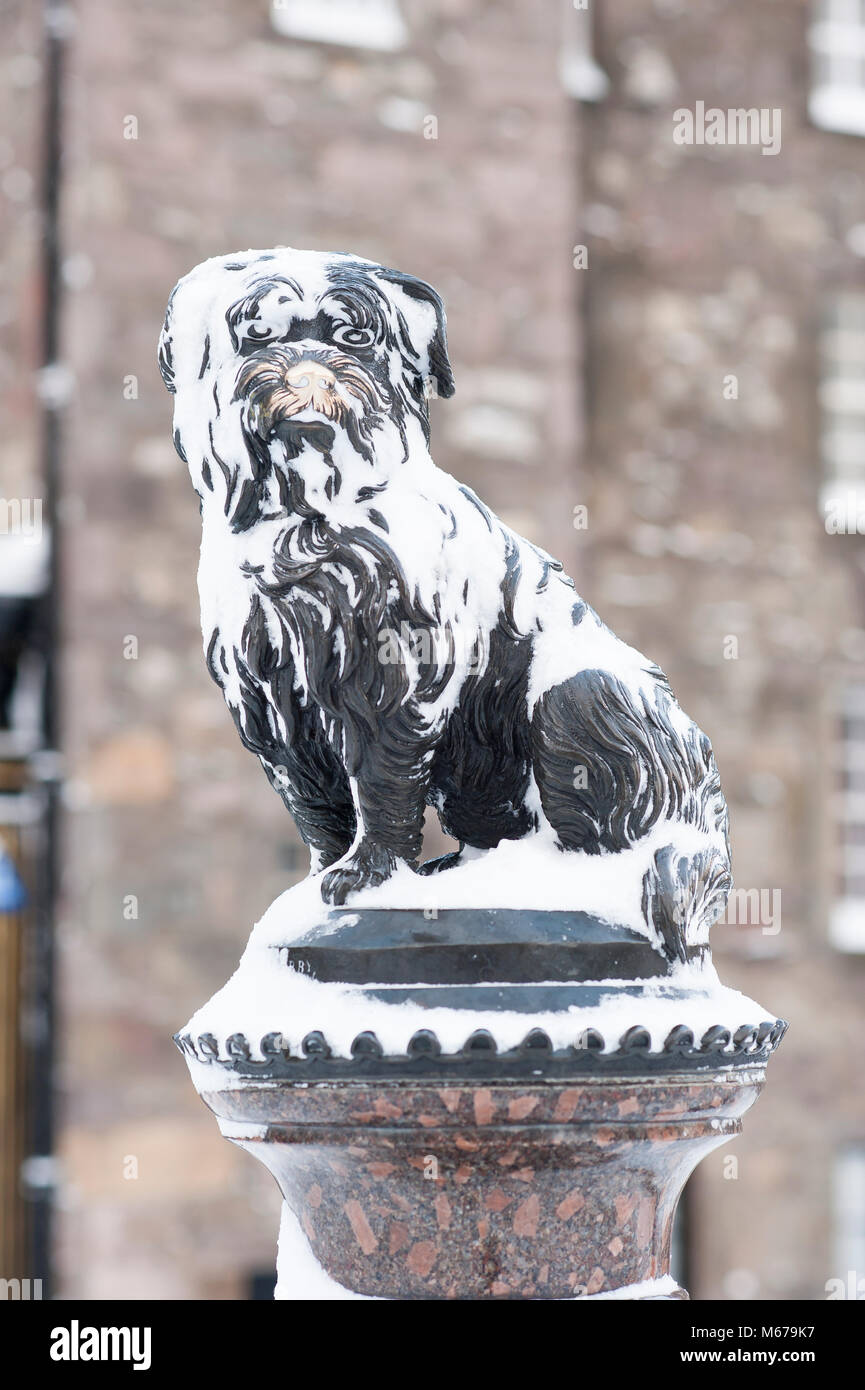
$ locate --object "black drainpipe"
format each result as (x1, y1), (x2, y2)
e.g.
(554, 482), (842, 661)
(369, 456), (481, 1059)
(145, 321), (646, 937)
(26, 0), (68, 1296)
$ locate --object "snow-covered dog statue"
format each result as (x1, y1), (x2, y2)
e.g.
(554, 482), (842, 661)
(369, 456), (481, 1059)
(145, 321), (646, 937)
(159, 248), (730, 955)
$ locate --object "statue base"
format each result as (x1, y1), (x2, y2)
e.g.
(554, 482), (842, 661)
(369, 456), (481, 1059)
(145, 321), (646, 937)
(199, 1063), (765, 1300)
(176, 896), (786, 1300)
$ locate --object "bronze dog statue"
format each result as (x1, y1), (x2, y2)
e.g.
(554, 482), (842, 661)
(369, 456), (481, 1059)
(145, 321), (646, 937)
(159, 248), (730, 957)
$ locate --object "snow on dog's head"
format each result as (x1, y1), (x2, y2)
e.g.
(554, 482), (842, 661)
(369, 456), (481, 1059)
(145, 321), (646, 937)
(158, 248), (454, 526)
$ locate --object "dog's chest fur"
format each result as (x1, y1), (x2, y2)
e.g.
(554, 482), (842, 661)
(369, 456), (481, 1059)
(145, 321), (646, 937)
(202, 495), (470, 763)
(196, 461), (572, 784)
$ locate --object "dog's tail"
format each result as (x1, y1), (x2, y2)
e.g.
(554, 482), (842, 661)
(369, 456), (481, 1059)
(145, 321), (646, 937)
(641, 843), (732, 963)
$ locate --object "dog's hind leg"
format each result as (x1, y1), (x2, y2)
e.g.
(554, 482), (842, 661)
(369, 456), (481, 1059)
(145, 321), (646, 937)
(530, 669), (659, 853)
(530, 667), (727, 854)
(530, 668), (732, 952)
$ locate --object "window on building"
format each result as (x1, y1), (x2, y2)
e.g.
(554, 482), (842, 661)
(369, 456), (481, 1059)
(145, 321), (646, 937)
(833, 1146), (865, 1280)
(559, 0), (609, 102)
(819, 293), (865, 524)
(830, 682), (865, 950)
(270, 0), (407, 52)
(809, 0), (865, 137)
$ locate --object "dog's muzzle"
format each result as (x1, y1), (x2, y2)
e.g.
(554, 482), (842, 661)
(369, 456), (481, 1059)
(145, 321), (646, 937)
(235, 343), (386, 439)
(279, 358), (341, 417)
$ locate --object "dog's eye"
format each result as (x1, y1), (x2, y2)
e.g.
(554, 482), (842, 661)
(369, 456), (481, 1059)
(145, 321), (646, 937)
(332, 323), (376, 347)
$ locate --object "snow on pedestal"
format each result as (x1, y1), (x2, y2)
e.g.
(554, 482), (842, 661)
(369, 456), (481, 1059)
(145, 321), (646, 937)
(176, 849), (785, 1301)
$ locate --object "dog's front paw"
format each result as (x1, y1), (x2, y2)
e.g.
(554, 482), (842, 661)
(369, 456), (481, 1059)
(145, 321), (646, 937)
(320, 843), (401, 906)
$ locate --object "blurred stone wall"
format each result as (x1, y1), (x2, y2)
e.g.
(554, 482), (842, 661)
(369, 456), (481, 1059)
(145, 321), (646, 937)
(582, 0), (865, 1301)
(0, 0), (42, 507)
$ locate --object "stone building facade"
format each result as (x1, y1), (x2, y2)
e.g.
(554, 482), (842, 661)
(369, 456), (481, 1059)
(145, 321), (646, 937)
(0, 0), (862, 1299)
(582, 0), (865, 1301)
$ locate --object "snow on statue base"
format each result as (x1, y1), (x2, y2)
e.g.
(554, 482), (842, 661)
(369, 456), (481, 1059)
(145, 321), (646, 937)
(175, 866), (786, 1301)
(160, 246), (787, 1298)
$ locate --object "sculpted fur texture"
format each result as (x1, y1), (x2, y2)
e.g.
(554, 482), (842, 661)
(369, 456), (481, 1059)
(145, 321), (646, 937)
(159, 247), (730, 954)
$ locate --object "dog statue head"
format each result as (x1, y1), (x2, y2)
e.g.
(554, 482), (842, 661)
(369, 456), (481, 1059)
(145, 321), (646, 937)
(159, 248), (454, 529)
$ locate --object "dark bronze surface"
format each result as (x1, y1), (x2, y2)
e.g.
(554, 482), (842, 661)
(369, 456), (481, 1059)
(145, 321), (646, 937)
(276, 906), (706, 985)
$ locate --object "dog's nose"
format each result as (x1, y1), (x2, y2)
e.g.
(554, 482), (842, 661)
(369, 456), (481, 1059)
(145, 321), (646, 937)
(285, 359), (337, 393)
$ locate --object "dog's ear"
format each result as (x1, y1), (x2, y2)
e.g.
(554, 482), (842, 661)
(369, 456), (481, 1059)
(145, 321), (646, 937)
(376, 268), (455, 400)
